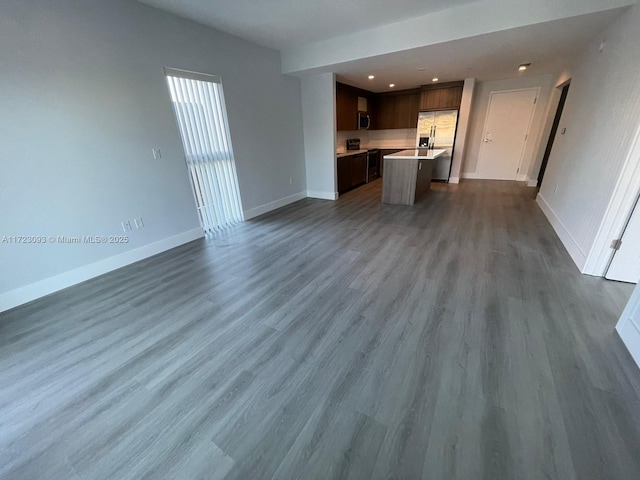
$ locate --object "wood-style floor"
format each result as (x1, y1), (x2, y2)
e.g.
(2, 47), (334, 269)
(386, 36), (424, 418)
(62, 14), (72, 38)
(1, 180), (639, 479)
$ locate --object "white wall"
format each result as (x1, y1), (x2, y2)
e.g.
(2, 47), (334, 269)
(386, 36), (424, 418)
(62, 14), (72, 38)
(302, 73), (337, 200)
(537, 4), (640, 271)
(462, 74), (554, 181)
(450, 78), (476, 183)
(0, 0), (306, 311)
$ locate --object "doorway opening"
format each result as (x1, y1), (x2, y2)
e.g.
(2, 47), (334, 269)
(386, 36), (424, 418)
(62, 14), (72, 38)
(537, 82), (570, 190)
(165, 68), (244, 232)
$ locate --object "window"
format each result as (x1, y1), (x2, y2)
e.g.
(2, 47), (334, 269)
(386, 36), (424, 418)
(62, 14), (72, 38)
(165, 68), (244, 232)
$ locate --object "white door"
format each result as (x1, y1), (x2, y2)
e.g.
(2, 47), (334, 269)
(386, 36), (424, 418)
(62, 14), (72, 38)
(606, 196), (640, 283)
(616, 283), (640, 367)
(476, 89), (538, 180)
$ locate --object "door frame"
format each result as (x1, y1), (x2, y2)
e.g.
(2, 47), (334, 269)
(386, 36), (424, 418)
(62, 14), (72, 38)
(583, 120), (640, 276)
(537, 82), (570, 190)
(476, 87), (540, 181)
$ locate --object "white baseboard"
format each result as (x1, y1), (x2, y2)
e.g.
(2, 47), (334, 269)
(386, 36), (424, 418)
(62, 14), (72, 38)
(243, 191), (307, 220)
(449, 177), (460, 184)
(536, 193), (587, 270)
(527, 179), (538, 187)
(462, 172), (535, 184)
(307, 190), (338, 200)
(0, 227), (204, 313)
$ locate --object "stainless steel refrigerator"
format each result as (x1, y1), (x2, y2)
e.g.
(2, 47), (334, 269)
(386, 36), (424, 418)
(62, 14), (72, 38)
(415, 110), (459, 181)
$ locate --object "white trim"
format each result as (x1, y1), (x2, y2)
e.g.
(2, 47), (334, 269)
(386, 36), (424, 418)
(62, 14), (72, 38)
(243, 191), (307, 220)
(617, 322), (640, 369)
(476, 87), (540, 181)
(307, 190), (338, 200)
(516, 174), (528, 182)
(616, 283), (640, 369)
(449, 176), (460, 184)
(536, 193), (587, 270)
(527, 179), (538, 187)
(461, 172), (477, 179)
(0, 228), (204, 313)
(583, 122), (640, 276)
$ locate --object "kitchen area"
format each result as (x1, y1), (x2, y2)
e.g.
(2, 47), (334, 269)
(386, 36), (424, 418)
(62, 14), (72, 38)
(335, 80), (468, 204)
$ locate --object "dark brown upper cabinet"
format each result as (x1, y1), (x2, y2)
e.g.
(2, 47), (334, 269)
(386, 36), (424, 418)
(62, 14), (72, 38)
(336, 84), (358, 131)
(336, 80), (464, 131)
(419, 81), (464, 111)
(373, 90), (420, 130)
(336, 82), (375, 131)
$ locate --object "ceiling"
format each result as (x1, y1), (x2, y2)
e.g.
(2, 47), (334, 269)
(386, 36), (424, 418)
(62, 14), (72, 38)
(137, 0), (481, 50)
(332, 9), (625, 92)
(137, 0), (627, 93)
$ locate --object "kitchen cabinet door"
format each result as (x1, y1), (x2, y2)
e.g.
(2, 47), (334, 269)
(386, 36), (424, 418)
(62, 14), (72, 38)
(336, 86), (358, 131)
(337, 157), (351, 193)
(395, 92), (420, 129)
(338, 153), (368, 194)
(420, 86), (463, 111)
(375, 93), (420, 129)
(351, 153), (367, 185)
(438, 87), (463, 109)
(374, 95), (397, 130)
(420, 89), (441, 111)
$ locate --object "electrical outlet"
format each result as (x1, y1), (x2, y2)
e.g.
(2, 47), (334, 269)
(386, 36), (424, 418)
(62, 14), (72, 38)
(289, 177), (293, 185)
(122, 220), (132, 232)
(152, 148), (162, 159)
(134, 218), (144, 229)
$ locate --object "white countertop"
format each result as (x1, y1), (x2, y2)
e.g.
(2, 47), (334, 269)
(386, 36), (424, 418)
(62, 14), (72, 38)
(337, 149), (368, 158)
(383, 149), (446, 160)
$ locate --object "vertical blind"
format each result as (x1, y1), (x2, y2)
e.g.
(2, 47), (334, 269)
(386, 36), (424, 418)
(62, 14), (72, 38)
(165, 68), (244, 232)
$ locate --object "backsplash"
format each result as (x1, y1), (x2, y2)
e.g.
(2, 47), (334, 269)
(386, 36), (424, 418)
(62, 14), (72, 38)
(366, 128), (417, 148)
(336, 130), (367, 153)
(336, 128), (416, 153)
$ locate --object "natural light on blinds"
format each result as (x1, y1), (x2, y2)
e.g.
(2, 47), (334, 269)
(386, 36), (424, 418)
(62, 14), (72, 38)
(165, 68), (244, 232)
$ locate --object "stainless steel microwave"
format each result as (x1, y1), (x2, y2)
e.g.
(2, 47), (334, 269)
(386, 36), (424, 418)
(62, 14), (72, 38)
(358, 112), (371, 130)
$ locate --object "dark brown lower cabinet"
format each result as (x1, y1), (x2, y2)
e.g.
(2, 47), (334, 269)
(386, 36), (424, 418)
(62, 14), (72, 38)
(337, 153), (367, 194)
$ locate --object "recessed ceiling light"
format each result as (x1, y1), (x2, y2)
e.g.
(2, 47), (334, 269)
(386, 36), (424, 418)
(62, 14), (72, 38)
(432, 77), (439, 82)
(368, 75), (375, 80)
(389, 83), (395, 88)
(518, 63), (531, 71)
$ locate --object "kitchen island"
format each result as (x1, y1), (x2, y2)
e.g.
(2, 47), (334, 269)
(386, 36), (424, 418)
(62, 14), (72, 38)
(382, 149), (446, 205)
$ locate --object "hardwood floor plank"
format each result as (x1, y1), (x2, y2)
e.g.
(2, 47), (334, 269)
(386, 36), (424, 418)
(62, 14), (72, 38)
(1, 179), (638, 479)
